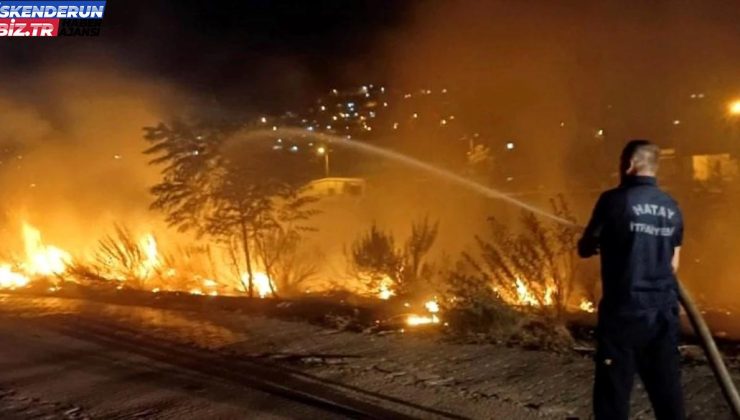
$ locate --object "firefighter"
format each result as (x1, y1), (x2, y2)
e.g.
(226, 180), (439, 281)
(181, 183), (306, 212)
(579, 140), (685, 420)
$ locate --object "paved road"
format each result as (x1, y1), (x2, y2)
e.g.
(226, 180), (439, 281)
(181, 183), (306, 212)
(0, 316), (356, 419)
(0, 311), (458, 420)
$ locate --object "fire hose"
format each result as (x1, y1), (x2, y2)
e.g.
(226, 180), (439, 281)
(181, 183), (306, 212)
(677, 282), (740, 418)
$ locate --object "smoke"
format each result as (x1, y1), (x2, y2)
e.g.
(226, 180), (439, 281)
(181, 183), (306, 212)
(361, 1), (740, 310)
(374, 1), (740, 186)
(0, 64), (186, 255)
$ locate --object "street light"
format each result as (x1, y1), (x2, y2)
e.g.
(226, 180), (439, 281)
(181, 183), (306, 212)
(729, 100), (740, 116)
(317, 146), (329, 178)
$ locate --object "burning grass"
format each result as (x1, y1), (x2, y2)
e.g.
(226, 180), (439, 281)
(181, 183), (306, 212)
(0, 221), (277, 299)
(0, 199), (599, 351)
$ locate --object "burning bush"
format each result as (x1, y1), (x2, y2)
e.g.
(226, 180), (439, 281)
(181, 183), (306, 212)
(348, 216), (439, 299)
(461, 196), (581, 318)
(436, 197), (585, 349)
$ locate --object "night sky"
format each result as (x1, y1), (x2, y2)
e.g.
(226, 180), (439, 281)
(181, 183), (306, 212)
(2, 0), (740, 144)
(0, 0), (417, 112)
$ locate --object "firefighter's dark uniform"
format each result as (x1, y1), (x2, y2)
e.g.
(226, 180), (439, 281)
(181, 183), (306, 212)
(579, 175), (685, 420)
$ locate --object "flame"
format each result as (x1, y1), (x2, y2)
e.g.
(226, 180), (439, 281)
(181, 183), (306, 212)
(241, 272), (276, 298)
(0, 265), (30, 289)
(579, 298), (595, 313)
(21, 223), (70, 276)
(378, 276), (395, 300)
(425, 300), (439, 313)
(515, 277), (539, 306)
(407, 298), (442, 327)
(543, 285), (554, 306)
(136, 233), (160, 279)
(406, 314), (440, 326)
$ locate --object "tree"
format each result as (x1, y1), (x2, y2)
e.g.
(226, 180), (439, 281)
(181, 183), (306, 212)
(144, 120), (318, 297)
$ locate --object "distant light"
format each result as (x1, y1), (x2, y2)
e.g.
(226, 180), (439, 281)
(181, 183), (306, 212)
(412, 113), (418, 119)
(272, 126), (277, 131)
(290, 145), (299, 152)
(560, 121), (566, 127)
(440, 119), (447, 126)
(113, 154), (122, 159)
(404, 93), (411, 99)
(596, 129), (605, 137)
(729, 100), (740, 115)
(393, 122), (399, 130)
(260, 117), (267, 123)
(383, 102), (389, 107)
(441, 88), (448, 94)
(317, 146), (326, 155)
(506, 176), (514, 182)
(506, 142), (515, 150)
(673, 119), (681, 125)
(307, 126), (314, 131)
(272, 145), (283, 150)
(347, 102), (355, 108)
(326, 125), (332, 130)
(277, 138), (283, 143)
(332, 89), (338, 95)
(697, 93), (705, 99)
(320, 105), (326, 111)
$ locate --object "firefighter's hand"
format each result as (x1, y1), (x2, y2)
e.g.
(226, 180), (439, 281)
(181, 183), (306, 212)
(577, 237), (599, 258)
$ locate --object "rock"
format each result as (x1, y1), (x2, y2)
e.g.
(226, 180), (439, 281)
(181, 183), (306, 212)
(425, 377), (455, 386)
(64, 407), (82, 415)
(679, 345), (706, 363)
(415, 372), (441, 381)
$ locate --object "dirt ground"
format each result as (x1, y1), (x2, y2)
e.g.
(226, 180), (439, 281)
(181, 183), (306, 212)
(0, 292), (736, 419)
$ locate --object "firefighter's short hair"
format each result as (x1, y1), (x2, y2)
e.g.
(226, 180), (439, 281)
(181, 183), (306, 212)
(621, 139), (660, 174)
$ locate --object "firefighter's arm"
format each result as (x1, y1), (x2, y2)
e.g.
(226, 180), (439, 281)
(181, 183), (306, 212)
(672, 206), (684, 273)
(578, 195), (605, 258)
